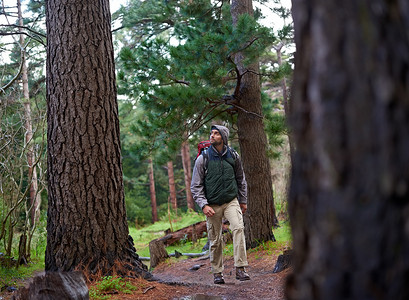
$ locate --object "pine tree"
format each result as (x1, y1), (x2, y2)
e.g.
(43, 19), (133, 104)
(116, 0), (278, 246)
(45, 0), (150, 277)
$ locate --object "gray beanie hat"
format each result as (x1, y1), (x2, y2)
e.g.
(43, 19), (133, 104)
(211, 125), (229, 146)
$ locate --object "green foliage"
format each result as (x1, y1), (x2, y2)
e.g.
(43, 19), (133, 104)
(221, 221), (292, 258)
(0, 0), (47, 267)
(0, 257), (45, 289)
(0, 216), (47, 263)
(116, 0), (276, 158)
(115, 0), (294, 227)
(273, 220), (292, 242)
(129, 210), (205, 257)
(119, 99), (188, 225)
(121, 152), (185, 225)
(164, 238), (208, 257)
(0, 93), (47, 261)
(265, 113), (287, 159)
(89, 276), (137, 300)
(131, 211), (291, 259)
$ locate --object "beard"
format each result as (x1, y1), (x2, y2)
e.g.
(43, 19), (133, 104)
(211, 139), (223, 147)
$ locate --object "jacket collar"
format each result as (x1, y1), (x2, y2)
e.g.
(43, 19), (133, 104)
(210, 145), (228, 156)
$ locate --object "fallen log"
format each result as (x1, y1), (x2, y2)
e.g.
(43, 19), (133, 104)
(169, 250), (208, 258)
(159, 221), (207, 246)
(140, 250), (209, 261)
(160, 220), (229, 246)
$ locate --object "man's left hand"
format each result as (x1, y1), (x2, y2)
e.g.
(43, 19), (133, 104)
(240, 203), (247, 214)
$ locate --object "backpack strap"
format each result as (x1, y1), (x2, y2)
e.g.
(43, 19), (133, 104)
(228, 147), (239, 174)
(203, 147), (238, 177)
(202, 148), (209, 176)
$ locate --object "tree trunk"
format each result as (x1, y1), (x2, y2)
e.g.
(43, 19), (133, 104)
(181, 141), (194, 210)
(148, 159), (158, 223)
(149, 239), (169, 269)
(167, 160), (177, 211)
(17, 233), (28, 265)
(45, 0), (150, 278)
(230, 0), (276, 248)
(287, 1), (409, 299)
(18, 0), (41, 227)
(276, 43), (295, 159)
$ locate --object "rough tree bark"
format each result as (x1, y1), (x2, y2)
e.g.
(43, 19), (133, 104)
(231, 0), (276, 248)
(148, 159), (158, 223)
(149, 239), (169, 269)
(287, 1), (409, 299)
(45, 0), (150, 278)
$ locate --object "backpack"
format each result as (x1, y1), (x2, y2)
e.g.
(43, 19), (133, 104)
(195, 140), (211, 160)
(195, 140), (239, 175)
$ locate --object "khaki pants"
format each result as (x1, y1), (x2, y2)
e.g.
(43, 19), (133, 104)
(206, 198), (248, 274)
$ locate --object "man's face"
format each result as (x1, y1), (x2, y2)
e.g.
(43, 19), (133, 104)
(210, 129), (223, 147)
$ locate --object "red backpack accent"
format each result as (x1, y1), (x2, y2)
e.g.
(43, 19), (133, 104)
(196, 140), (211, 159)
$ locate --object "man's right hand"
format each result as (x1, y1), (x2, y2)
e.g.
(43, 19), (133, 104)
(202, 205), (215, 217)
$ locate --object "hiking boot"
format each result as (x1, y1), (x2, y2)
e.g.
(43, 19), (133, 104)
(214, 273), (225, 284)
(236, 267), (250, 281)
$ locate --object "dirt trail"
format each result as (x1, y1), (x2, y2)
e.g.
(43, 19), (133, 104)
(149, 246), (291, 300)
(0, 245), (290, 300)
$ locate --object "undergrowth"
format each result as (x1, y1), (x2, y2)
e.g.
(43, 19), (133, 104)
(129, 210), (206, 257)
(89, 276), (137, 300)
(0, 210), (291, 295)
(222, 220), (292, 258)
(0, 258), (44, 289)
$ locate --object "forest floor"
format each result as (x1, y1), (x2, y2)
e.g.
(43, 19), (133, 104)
(0, 241), (290, 300)
(103, 240), (291, 300)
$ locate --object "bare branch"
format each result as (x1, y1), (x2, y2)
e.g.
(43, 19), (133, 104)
(0, 58), (24, 95)
(0, 24), (46, 38)
(229, 101), (263, 119)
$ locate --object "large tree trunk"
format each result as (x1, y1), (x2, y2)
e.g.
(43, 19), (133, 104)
(181, 141), (194, 210)
(287, 1), (409, 299)
(45, 0), (150, 278)
(230, 0), (276, 248)
(148, 159), (158, 223)
(167, 160), (177, 211)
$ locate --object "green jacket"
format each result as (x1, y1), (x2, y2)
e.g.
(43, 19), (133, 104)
(191, 145), (247, 209)
(204, 146), (238, 205)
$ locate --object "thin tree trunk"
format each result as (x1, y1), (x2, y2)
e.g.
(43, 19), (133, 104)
(148, 159), (158, 223)
(231, 0), (276, 248)
(6, 216), (13, 258)
(275, 43), (294, 153)
(167, 160), (177, 211)
(18, 0), (41, 227)
(275, 43), (292, 222)
(45, 0), (150, 278)
(181, 141), (194, 210)
(287, 1), (409, 299)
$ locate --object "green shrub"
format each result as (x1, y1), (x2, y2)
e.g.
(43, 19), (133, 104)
(89, 276), (136, 300)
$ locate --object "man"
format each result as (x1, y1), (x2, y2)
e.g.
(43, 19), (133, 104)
(191, 124), (250, 284)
